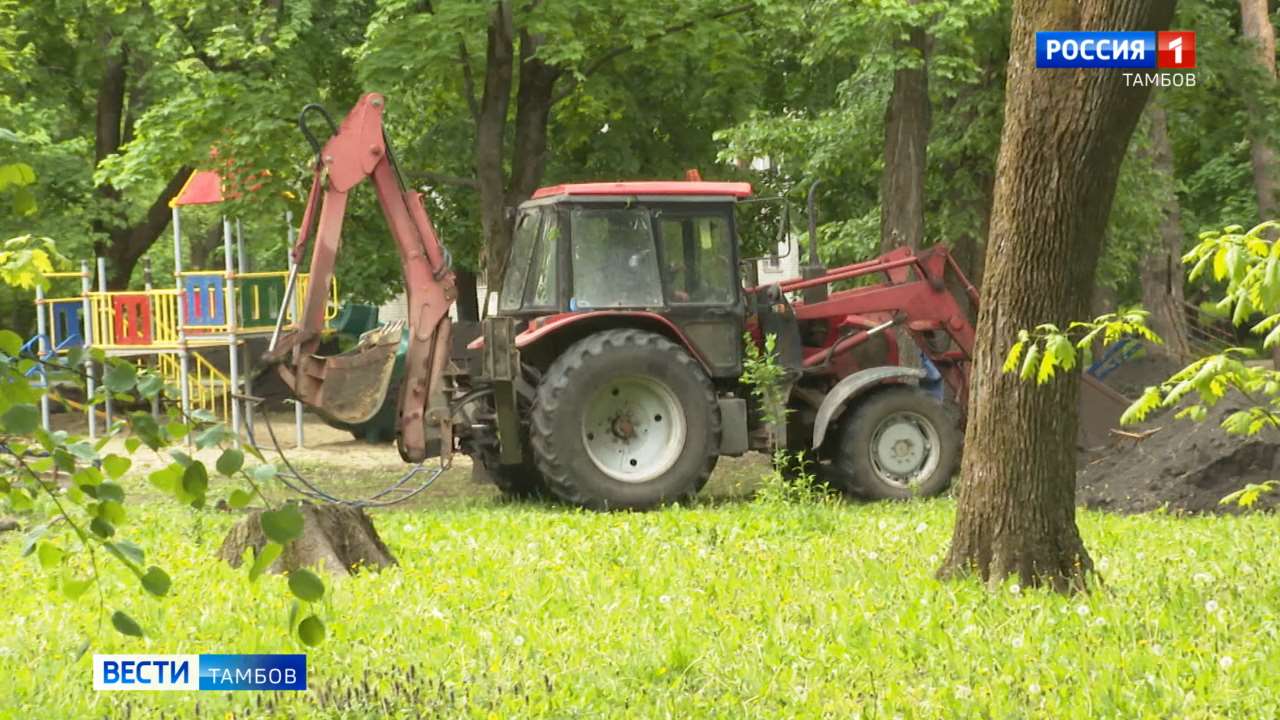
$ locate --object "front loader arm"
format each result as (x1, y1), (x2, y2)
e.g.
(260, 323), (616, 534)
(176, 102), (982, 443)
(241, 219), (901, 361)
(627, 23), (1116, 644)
(269, 93), (457, 463)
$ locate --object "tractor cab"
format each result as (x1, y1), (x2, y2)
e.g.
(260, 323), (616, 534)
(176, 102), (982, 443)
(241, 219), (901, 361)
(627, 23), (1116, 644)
(494, 181), (754, 377)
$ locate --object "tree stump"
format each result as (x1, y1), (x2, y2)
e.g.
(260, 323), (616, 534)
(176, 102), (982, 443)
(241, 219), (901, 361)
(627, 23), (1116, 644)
(218, 502), (396, 576)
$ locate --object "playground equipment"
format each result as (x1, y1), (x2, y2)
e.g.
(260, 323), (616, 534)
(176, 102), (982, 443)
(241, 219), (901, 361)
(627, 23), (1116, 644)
(25, 167), (339, 440)
(270, 93), (982, 511)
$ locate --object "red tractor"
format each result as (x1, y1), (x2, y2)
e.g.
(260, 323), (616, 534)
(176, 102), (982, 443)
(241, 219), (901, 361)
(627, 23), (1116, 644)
(271, 94), (980, 510)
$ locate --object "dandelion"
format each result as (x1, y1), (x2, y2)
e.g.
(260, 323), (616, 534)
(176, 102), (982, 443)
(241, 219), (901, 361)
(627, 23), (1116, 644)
(1193, 572), (1213, 584)
(1028, 683), (1041, 696)
(1011, 636), (1025, 649)
(955, 684), (972, 700)
(1205, 600), (1219, 614)
(1151, 643), (1164, 656)
(658, 594), (672, 605)
(1009, 583), (1021, 595)
(962, 624), (977, 635)
(512, 635), (526, 647)
(1096, 557), (1110, 572)
(866, 551), (879, 561)
(1076, 604), (1090, 618)
(1092, 616), (1107, 627)
(1219, 655), (1233, 670)
(402, 523), (416, 533)
(600, 123), (610, 134)
(915, 522), (928, 534)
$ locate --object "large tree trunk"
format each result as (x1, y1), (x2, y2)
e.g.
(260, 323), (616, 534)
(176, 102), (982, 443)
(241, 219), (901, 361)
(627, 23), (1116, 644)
(938, 0), (1177, 592)
(880, 5), (930, 252)
(1240, 0), (1277, 218)
(475, 2), (515, 289)
(1140, 96), (1192, 358)
(90, 37), (189, 288)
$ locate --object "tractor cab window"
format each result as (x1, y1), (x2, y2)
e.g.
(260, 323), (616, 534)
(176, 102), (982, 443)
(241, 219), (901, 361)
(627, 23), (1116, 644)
(499, 209), (541, 311)
(658, 214), (734, 304)
(570, 208), (663, 308)
(524, 214), (559, 308)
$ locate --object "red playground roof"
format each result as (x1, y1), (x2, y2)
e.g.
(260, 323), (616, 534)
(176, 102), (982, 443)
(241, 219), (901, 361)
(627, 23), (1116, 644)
(531, 180), (753, 200)
(170, 169), (224, 207)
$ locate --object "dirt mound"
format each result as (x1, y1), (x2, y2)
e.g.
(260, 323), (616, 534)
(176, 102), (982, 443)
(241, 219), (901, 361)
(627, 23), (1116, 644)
(1077, 397), (1280, 514)
(1096, 351), (1187, 399)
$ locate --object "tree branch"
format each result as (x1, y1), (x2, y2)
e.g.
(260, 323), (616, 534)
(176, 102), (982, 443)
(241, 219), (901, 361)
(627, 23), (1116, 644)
(551, 2), (755, 105)
(458, 38), (481, 121)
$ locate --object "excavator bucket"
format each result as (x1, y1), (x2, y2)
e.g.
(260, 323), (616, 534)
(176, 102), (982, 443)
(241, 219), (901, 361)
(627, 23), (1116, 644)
(275, 322), (403, 426)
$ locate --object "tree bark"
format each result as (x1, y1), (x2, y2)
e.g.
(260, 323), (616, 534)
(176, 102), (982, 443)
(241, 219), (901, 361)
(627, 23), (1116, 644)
(880, 6), (930, 252)
(1140, 96), (1192, 358)
(1240, 0), (1277, 218)
(938, 0), (1177, 592)
(475, 1), (515, 289)
(90, 36), (190, 288)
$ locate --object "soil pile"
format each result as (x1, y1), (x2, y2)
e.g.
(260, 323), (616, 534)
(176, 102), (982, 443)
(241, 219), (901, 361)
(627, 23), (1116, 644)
(1077, 397), (1280, 514)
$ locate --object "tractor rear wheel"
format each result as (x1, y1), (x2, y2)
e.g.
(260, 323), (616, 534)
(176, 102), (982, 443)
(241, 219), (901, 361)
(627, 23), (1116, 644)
(832, 386), (960, 500)
(530, 329), (720, 510)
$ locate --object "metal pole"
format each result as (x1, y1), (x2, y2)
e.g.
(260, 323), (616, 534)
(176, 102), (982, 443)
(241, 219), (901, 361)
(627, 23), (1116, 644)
(34, 282), (50, 432)
(236, 217), (254, 441)
(173, 207), (191, 440)
(224, 216), (242, 444)
(96, 257), (112, 431)
(285, 399), (304, 449)
(80, 261), (95, 440)
(143, 258), (160, 419)
(269, 211), (298, 353)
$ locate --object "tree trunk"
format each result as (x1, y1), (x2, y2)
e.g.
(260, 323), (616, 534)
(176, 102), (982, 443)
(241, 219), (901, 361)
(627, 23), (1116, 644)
(455, 268), (480, 321)
(938, 0), (1177, 592)
(1140, 96), (1192, 358)
(1240, 0), (1277, 218)
(475, 1), (515, 289)
(880, 6), (930, 253)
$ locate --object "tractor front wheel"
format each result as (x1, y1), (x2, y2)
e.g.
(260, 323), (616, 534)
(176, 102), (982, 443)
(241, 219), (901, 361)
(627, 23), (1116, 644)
(530, 329), (720, 510)
(832, 386), (960, 500)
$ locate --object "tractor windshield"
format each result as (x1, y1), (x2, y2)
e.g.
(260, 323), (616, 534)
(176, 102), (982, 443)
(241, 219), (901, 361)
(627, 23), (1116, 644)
(499, 209), (541, 311)
(570, 208), (662, 308)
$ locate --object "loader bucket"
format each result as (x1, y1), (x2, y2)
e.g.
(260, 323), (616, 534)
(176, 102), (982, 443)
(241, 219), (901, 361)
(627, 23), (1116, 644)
(1078, 374), (1131, 449)
(277, 321), (403, 426)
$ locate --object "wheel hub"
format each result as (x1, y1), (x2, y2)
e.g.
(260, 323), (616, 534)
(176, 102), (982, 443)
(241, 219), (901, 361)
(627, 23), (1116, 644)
(581, 375), (686, 484)
(869, 411), (939, 488)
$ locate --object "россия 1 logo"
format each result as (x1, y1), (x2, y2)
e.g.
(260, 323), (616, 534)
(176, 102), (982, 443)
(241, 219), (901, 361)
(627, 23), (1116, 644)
(1036, 31), (1197, 87)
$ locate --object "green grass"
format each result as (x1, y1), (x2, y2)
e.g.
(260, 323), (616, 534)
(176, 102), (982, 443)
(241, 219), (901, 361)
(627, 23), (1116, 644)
(3, 483), (1280, 719)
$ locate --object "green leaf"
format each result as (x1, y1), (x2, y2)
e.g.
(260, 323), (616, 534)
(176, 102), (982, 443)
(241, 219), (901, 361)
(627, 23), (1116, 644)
(37, 541), (64, 569)
(288, 568), (325, 602)
(141, 566), (171, 597)
(1019, 343), (1041, 382)
(111, 610), (144, 638)
(228, 488), (253, 509)
(250, 464), (277, 483)
(90, 517), (115, 538)
(1002, 341), (1023, 374)
(148, 466), (180, 493)
(260, 504), (303, 544)
(216, 448), (244, 476)
(249, 541), (282, 581)
(104, 363), (137, 393)
(102, 454), (131, 480)
(194, 424), (234, 450)
(61, 573), (94, 600)
(124, 436), (142, 453)
(0, 329), (21, 356)
(3, 403), (39, 434)
(182, 462), (209, 498)
(136, 374), (164, 399)
(96, 482), (125, 503)
(98, 499), (126, 525)
(297, 615), (326, 646)
(108, 541), (145, 567)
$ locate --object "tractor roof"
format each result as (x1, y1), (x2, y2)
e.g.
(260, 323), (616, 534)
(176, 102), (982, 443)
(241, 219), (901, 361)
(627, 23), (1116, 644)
(530, 181), (753, 201)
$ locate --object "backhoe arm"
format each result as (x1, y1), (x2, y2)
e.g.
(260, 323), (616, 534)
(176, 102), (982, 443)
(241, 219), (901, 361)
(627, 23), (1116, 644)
(269, 93), (457, 463)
